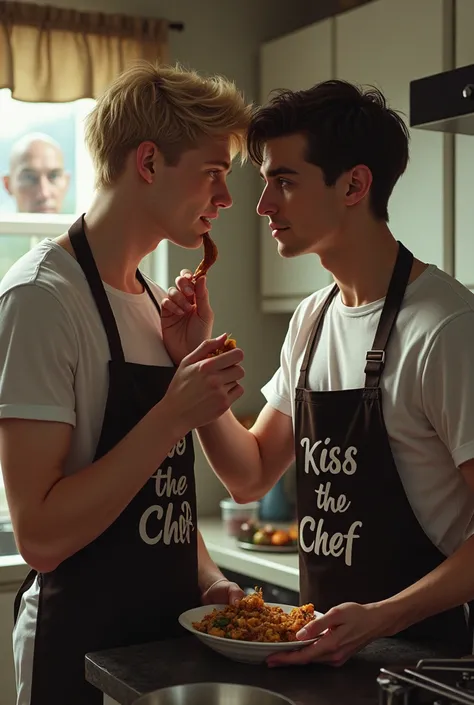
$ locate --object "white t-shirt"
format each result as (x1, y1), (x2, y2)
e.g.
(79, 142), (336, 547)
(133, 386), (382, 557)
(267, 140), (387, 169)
(0, 238), (173, 705)
(262, 264), (474, 558)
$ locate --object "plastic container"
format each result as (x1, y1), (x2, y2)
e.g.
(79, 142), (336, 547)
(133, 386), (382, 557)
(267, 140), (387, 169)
(219, 498), (260, 537)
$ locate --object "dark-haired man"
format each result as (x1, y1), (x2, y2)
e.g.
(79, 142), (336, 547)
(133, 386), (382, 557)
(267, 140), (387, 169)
(162, 80), (474, 664)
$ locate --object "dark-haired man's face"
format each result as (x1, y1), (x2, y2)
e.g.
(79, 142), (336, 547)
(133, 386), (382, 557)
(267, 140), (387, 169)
(257, 133), (347, 258)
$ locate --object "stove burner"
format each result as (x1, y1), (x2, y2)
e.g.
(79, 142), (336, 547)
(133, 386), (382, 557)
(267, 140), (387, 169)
(377, 658), (474, 705)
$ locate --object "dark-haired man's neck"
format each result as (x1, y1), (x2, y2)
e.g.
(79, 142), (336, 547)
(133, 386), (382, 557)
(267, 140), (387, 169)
(319, 221), (428, 308)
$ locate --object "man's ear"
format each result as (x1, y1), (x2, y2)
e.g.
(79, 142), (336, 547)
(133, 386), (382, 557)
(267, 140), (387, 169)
(136, 141), (160, 183)
(344, 165), (372, 206)
(3, 175), (12, 195)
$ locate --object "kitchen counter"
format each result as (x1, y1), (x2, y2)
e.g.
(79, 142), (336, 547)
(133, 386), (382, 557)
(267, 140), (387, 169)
(85, 634), (464, 705)
(198, 518), (299, 592)
(0, 518), (298, 591)
(0, 554), (29, 589)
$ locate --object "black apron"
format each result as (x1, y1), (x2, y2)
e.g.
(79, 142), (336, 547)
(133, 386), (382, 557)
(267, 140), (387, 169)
(13, 215), (201, 704)
(295, 242), (472, 650)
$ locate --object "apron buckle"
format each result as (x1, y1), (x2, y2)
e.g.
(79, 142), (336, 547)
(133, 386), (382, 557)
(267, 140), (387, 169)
(365, 349), (386, 373)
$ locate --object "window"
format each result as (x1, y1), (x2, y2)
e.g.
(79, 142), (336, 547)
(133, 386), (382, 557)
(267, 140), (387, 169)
(0, 91), (156, 497)
(0, 89), (155, 276)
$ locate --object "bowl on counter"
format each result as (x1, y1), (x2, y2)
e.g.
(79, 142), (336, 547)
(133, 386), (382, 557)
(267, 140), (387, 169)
(219, 498), (260, 537)
(133, 682), (296, 705)
(178, 603), (323, 665)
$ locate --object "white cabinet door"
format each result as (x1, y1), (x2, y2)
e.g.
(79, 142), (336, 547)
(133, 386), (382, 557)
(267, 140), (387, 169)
(336, 0), (454, 272)
(260, 21), (334, 313)
(454, 0), (474, 287)
(0, 590), (16, 705)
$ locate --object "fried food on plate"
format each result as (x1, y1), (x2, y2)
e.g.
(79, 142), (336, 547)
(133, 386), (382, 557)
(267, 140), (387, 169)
(192, 588), (315, 642)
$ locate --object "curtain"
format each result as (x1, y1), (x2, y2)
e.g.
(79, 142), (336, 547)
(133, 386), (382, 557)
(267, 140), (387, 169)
(0, 1), (169, 102)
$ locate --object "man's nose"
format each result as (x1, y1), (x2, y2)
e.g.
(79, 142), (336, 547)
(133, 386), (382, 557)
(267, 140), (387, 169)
(37, 175), (54, 198)
(256, 189), (276, 216)
(214, 181), (233, 209)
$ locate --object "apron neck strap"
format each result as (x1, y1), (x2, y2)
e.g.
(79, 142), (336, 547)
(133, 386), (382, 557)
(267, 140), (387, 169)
(69, 215), (161, 363)
(136, 270), (161, 315)
(364, 241), (414, 388)
(297, 284), (338, 389)
(297, 242), (414, 390)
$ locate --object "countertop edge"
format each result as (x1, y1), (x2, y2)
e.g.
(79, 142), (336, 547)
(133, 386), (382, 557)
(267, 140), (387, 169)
(0, 518), (300, 592)
(0, 556), (29, 588)
(85, 655), (141, 705)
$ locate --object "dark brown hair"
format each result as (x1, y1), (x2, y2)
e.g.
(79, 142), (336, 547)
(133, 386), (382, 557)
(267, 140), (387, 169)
(248, 80), (410, 221)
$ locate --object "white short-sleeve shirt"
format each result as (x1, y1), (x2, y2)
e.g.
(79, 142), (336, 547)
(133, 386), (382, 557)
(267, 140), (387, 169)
(0, 238), (173, 705)
(262, 265), (474, 558)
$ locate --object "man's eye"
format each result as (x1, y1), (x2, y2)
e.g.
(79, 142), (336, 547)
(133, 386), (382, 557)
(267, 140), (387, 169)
(19, 173), (39, 186)
(48, 170), (63, 183)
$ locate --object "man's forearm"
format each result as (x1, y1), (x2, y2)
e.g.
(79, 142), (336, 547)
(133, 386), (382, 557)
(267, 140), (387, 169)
(196, 411), (265, 501)
(23, 399), (186, 571)
(382, 534), (474, 634)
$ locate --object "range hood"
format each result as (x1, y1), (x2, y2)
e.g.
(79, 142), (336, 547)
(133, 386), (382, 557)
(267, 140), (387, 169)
(410, 63), (474, 135)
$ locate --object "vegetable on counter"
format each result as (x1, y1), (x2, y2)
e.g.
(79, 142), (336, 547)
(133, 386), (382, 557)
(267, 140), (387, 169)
(237, 520), (298, 547)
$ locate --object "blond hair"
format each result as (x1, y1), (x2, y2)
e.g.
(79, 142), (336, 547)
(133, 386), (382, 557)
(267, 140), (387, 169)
(84, 62), (252, 189)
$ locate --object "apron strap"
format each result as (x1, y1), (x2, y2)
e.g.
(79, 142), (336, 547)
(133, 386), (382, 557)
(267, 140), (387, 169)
(137, 270), (161, 315)
(364, 242), (414, 388)
(69, 215), (125, 362)
(69, 215), (161, 362)
(297, 284), (339, 389)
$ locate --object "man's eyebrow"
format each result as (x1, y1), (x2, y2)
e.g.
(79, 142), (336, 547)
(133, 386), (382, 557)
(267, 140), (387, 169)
(204, 160), (231, 171)
(259, 166), (299, 180)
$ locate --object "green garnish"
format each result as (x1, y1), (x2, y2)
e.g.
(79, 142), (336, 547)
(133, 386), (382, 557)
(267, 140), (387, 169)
(213, 617), (230, 627)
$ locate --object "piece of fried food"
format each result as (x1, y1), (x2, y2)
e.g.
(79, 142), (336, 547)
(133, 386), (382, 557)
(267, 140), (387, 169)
(193, 234), (237, 355)
(192, 588), (315, 642)
(208, 336), (237, 357)
(192, 233), (218, 282)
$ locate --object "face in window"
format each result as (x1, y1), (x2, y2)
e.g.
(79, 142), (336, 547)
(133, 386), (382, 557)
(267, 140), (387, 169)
(3, 135), (71, 214)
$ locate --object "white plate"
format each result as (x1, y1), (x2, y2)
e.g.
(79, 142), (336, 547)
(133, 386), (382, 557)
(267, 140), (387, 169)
(178, 603), (324, 664)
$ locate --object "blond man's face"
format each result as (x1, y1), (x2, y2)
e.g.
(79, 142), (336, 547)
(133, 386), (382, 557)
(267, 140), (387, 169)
(141, 136), (234, 249)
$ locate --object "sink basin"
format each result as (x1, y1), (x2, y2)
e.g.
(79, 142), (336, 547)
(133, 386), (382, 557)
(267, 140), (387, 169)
(0, 519), (18, 556)
(133, 683), (295, 705)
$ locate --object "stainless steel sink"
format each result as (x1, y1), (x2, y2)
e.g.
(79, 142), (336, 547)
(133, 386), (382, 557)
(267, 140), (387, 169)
(0, 518), (19, 556)
(133, 683), (295, 705)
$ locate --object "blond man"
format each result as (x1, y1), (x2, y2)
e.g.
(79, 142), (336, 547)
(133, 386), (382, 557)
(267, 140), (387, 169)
(0, 62), (250, 705)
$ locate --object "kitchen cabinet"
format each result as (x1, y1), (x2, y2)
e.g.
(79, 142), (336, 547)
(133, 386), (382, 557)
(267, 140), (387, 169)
(335, 0), (454, 272)
(0, 589), (16, 705)
(454, 0), (474, 287)
(259, 21), (334, 313)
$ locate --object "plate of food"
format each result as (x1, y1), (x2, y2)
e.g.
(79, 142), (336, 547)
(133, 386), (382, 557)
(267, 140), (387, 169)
(236, 521), (299, 553)
(178, 589), (323, 664)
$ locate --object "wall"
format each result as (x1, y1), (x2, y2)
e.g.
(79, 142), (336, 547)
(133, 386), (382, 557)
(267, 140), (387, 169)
(13, 0), (320, 513)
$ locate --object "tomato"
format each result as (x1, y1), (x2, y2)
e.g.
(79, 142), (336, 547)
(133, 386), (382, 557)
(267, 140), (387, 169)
(271, 530), (290, 546)
(288, 524), (298, 542)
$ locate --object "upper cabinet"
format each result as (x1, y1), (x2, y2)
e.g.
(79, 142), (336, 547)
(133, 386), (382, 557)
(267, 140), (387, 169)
(259, 21), (333, 313)
(259, 0), (456, 313)
(336, 0), (453, 272)
(454, 0), (474, 288)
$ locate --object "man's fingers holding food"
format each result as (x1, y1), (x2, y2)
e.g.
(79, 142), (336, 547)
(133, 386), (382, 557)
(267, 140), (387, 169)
(166, 286), (194, 313)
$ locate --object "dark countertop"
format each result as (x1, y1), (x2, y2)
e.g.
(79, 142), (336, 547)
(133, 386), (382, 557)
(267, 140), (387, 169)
(85, 634), (465, 705)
